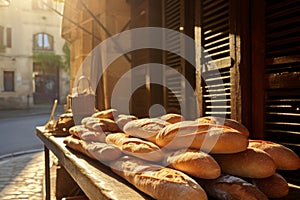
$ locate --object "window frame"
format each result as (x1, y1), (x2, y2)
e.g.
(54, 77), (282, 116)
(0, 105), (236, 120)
(3, 71), (15, 92)
(33, 32), (54, 51)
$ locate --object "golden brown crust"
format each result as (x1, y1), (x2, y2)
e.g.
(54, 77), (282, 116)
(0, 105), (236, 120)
(156, 121), (248, 153)
(163, 148), (221, 179)
(158, 113), (184, 124)
(115, 114), (138, 130)
(196, 116), (249, 136)
(198, 174), (268, 200)
(123, 118), (169, 143)
(212, 147), (276, 178)
(251, 173), (289, 198)
(92, 108), (118, 120)
(110, 156), (208, 200)
(249, 140), (300, 170)
(63, 136), (121, 162)
(106, 133), (164, 162)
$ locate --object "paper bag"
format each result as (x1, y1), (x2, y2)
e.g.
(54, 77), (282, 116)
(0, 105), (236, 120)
(72, 76), (95, 125)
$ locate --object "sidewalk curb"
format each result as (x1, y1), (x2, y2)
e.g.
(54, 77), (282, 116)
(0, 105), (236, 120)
(0, 148), (44, 161)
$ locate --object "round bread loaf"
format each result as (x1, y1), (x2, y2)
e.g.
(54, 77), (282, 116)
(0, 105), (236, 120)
(163, 148), (221, 179)
(212, 147), (276, 178)
(249, 140), (300, 170)
(196, 116), (249, 136)
(251, 173), (289, 198)
(156, 121), (248, 154)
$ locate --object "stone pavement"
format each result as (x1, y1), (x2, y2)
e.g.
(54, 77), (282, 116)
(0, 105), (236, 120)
(0, 104), (64, 200)
(0, 151), (45, 200)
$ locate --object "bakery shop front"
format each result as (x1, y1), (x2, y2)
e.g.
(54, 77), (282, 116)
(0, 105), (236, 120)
(37, 0), (300, 199)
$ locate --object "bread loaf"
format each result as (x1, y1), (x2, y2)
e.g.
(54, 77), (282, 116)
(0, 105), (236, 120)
(251, 173), (289, 198)
(156, 121), (248, 154)
(92, 108), (117, 120)
(196, 116), (249, 136)
(249, 140), (300, 170)
(123, 118), (169, 143)
(85, 118), (121, 133)
(63, 136), (122, 162)
(115, 114), (138, 130)
(212, 147), (276, 178)
(198, 174), (268, 200)
(158, 113), (184, 124)
(106, 133), (164, 162)
(163, 148), (221, 179)
(69, 125), (106, 142)
(110, 156), (208, 200)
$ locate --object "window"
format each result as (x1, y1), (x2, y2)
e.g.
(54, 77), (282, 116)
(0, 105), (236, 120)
(3, 71), (14, 91)
(32, 0), (52, 10)
(33, 33), (53, 51)
(6, 27), (11, 48)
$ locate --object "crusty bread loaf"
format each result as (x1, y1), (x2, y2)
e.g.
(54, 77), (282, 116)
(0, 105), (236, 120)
(106, 133), (164, 162)
(212, 147), (276, 178)
(63, 136), (122, 162)
(163, 148), (221, 179)
(123, 118), (169, 143)
(198, 174), (268, 200)
(156, 121), (248, 154)
(158, 113), (184, 124)
(92, 108), (118, 120)
(85, 118), (121, 133)
(110, 156), (208, 200)
(196, 116), (249, 136)
(251, 173), (289, 198)
(115, 114), (138, 130)
(69, 125), (106, 142)
(249, 140), (300, 170)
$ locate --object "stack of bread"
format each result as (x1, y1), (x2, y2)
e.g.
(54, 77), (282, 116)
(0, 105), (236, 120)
(63, 109), (300, 200)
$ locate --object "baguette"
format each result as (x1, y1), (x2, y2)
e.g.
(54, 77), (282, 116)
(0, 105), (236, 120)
(110, 156), (208, 200)
(249, 140), (300, 170)
(115, 114), (138, 130)
(212, 147), (276, 178)
(163, 148), (221, 179)
(92, 108), (117, 120)
(156, 121), (248, 154)
(158, 113), (184, 124)
(69, 125), (106, 142)
(63, 136), (122, 162)
(85, 118), (121, 133)
(196, 116), (249, 136)
(198, 174), (268, 200)
(251, 172), (289, 198)
(106, 133), (164, 162)
(123, 118), (169, 143)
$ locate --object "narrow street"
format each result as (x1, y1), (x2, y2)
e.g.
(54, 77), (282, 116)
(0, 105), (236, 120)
(0, 115), (49, 157)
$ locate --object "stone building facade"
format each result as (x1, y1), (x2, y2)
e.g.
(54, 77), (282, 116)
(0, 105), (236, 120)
(0, 0), (69, 109)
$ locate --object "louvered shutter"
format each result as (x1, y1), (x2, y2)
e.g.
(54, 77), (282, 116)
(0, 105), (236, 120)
(199, 0), (232, 118)
(163, 0), (183, 114)
(264, 0), (300, 154)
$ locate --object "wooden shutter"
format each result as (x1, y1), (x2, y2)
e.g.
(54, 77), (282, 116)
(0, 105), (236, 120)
(198, 0), (232, 118)
(163, 0), (183, 114)
(6, 27), (12, 48)
(264, 0), (300, 155)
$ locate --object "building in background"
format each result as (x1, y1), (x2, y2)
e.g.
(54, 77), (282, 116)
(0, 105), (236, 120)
(0, 0), (69, 109)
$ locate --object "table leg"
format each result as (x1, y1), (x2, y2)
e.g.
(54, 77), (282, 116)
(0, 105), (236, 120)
(44, 145), (51, 200)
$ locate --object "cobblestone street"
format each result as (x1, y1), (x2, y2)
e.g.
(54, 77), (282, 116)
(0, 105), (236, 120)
(0, 152), (44, 200)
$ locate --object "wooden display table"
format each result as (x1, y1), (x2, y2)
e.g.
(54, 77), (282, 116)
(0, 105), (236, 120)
(36, 126), (151, 200)
(36, 126), (300, 200)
